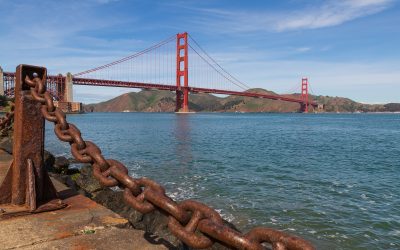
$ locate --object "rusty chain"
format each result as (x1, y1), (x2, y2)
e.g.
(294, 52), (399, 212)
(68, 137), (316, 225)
(0, 103), (14, 131)
(24, 74), (315, 250)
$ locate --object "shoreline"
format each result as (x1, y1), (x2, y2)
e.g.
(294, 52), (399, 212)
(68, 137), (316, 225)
(82, 110), (400, 114)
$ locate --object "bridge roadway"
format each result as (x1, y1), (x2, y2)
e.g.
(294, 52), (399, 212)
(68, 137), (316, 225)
(73, 77), (318, 107)
(0, 149), (166, 250)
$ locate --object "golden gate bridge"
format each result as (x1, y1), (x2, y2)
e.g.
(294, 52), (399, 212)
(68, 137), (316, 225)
(1, 32), (317, 113)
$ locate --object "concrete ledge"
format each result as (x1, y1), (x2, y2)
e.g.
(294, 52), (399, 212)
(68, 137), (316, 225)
(0, 178), (167, 250)
(18, 227), (168, 250)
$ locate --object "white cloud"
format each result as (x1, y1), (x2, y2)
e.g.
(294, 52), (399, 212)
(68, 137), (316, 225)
(93, 0), (119, 4)
(189, 0), (394, 33)
(275, 0), (393, 31)
(296, 47), (311, 53)
(347, 0), (391, 8)
(0, 0), (140, 73)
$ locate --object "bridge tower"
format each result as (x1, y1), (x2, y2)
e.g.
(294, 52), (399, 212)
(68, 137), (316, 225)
(176, 32), (189, 112)
(301, 77), (309, 113)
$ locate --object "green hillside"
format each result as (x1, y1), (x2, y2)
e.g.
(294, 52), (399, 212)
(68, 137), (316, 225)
(84, 89), (400, 113)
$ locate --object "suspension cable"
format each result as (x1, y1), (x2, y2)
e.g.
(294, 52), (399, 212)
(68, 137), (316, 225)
(188, 34), (252, 90)
(74, 35), (176, 77)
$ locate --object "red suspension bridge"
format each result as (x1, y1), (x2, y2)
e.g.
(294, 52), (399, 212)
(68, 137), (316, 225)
(0, 32), (318, 113)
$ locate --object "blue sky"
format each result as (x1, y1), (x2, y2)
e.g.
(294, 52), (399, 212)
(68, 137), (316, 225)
(0, 0), (399, 104)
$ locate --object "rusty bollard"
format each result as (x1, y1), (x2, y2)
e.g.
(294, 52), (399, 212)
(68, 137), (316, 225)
(0, 65), (66, 216)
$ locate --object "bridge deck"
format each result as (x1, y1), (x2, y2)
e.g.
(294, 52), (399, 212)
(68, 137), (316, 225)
(0, 151), (167, 250)
(73, 76), (318, 106)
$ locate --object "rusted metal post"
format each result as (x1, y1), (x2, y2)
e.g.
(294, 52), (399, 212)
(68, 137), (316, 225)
(0, 65), (65, 215)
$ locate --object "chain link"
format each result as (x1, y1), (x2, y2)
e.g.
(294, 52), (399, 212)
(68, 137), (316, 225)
(24, 74), (315, 250)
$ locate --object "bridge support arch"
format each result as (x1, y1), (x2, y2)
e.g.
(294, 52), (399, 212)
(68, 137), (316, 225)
(64, 72), (73, 102)
(176, 32), (189, 112)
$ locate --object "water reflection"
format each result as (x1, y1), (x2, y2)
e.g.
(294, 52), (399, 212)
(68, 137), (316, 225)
(174, 114), (193, 167)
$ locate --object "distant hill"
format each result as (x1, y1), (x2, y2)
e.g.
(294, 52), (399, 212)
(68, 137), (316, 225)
(84, 89), (400, 113)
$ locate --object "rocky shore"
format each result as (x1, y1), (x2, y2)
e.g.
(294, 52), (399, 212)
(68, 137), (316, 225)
(0, 111), (239, 249)
(42, 151), (237, 250)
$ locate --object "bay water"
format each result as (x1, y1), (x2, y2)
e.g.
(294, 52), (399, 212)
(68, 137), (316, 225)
(45, 113), (400, 249)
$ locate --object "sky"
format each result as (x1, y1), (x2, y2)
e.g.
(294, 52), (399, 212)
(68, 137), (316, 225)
(0, 0), (399, 104)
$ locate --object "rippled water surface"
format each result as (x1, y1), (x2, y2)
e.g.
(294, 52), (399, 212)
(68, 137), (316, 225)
(45, 113), (400, 249)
